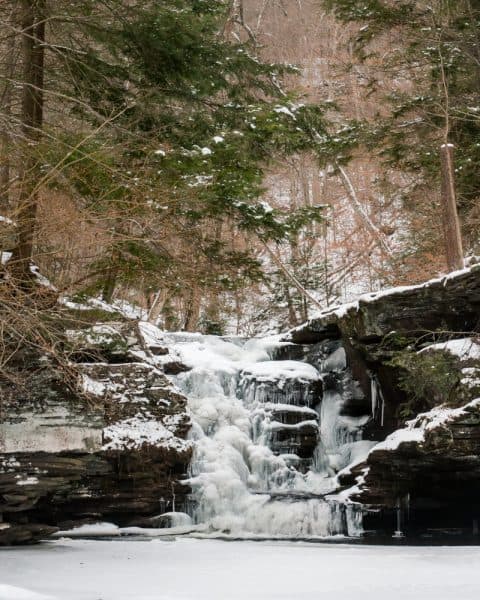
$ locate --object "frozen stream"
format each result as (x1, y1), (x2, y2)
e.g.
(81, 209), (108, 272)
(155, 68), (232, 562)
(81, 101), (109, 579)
(1, 538), (480, 600)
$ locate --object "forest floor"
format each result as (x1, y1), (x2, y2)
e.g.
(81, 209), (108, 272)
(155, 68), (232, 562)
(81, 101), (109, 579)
(0, 538), (479, 599)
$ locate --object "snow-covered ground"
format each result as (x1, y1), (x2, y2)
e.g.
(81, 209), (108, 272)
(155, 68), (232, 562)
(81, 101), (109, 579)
(1, 538), (480, 599)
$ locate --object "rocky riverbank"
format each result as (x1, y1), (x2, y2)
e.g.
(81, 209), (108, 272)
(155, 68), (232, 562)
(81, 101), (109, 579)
(287, 264), (480, 537)
(1, 264), (479, 544)
(0, 317), (192, 545)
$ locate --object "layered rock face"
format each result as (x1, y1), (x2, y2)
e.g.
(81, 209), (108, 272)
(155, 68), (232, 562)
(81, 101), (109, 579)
(0, 320), (192, 545)
(288, 264), (480, 537)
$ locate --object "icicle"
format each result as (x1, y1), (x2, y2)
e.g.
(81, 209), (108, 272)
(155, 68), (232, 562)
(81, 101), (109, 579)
(371, 374), (386, 426)
(371, 377), (377, 418)
(393, 497), (405, 538)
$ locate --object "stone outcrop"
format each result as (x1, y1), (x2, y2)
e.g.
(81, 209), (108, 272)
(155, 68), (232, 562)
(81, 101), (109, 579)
(286, 264), (480, 537)
(291, 264), (480, 347)
(0, 319), (192, 545)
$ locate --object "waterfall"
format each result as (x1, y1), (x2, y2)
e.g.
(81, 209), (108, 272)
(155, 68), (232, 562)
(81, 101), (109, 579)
(166, 332), (373, 538)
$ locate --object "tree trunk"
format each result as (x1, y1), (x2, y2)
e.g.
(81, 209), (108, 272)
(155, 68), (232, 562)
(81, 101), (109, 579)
(285, 285), (299, 328)
(11, 0), (45, 279)
(184, 286), (202, 332)
(0, 17), (17, 209)
(336, 163), (394, 258)
(102, 263), (118, 303)
(147, 289), (168, 324)
(440, 143), (464, 272)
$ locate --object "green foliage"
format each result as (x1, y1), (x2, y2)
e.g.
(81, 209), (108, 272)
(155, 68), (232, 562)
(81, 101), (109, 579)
(49, 0), (334, 298)
(198, 317), (226, 336)
(388, 347), (462, 418)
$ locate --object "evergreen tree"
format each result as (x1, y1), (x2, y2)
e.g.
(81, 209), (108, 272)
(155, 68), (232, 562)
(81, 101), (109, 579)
(1, 0), (332, 329)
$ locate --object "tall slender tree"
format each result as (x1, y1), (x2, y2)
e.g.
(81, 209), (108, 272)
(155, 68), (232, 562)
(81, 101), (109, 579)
(11, 0), (45, 279)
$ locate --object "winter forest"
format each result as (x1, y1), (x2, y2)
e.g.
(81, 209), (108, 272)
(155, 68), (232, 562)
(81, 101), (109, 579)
(1, 1), (480, 599)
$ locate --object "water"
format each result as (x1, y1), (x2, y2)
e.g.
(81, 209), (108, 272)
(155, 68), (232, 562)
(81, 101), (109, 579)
(166, 333), (373, 538)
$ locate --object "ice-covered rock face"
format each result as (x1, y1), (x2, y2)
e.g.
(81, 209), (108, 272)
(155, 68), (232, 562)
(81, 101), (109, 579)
(165, 333), (374, 538)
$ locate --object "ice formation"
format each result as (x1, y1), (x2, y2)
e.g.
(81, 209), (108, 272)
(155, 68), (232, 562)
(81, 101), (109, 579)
(166, 333), (373, 538)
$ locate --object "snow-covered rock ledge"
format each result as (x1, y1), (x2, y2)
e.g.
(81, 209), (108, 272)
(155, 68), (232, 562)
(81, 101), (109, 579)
(0, 319), (192, 546)
(289, 263), (480, 344)
(283, 265), (480, 536)
(337, 335), (480, 535)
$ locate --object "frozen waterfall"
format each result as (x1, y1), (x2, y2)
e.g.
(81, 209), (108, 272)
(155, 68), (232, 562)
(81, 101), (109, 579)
(166, 332), (373, 539)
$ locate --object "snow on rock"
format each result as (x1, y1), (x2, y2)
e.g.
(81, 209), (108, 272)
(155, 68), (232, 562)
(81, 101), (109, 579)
(60, 296), (148, 320)
(421, 337), (480, 361)
(16, 476), (39, 486)
(67, 324), (126, 347)
(29, 265), (56, 290)
(370, 398), (480, 453)
(240, 360), (320, 383)
(72, 322), (191, 454)
(55, 521), (121, 538)
(102, 415), (191, 452)
(461, 367), (480, 389)
(370, 427), (425, 452)
(81, 374), (106, 397)
(292, 263), (480, 338)
(0, 251), (12, 265)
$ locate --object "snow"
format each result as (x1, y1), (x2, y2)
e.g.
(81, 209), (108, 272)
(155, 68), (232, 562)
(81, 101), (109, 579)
(274, 105), (296, 118)
(54, 515), (196, 539)
(300, 263), (479, 328)
(0, 585), (53, 600)
(371, 427), (425, 451)
(16, 476), (39, 486)
(102, 416), (191, 452)
(29, 265), (56, 290)
(371, 398), (480, 452)
(421, 337), (480, 361)
(262, 402), (318, 415)
(241, 360), (320, 382)
(461, 368), (480, 388)
(60, 296), (148, 320)
(1, 539), (480, 600)
(81, 375), (106, 397)
(362, 338), (480, 453)
(56, 522), (121, 538)
(163, 332), (289, 372)
(67, 324), (124, 347)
